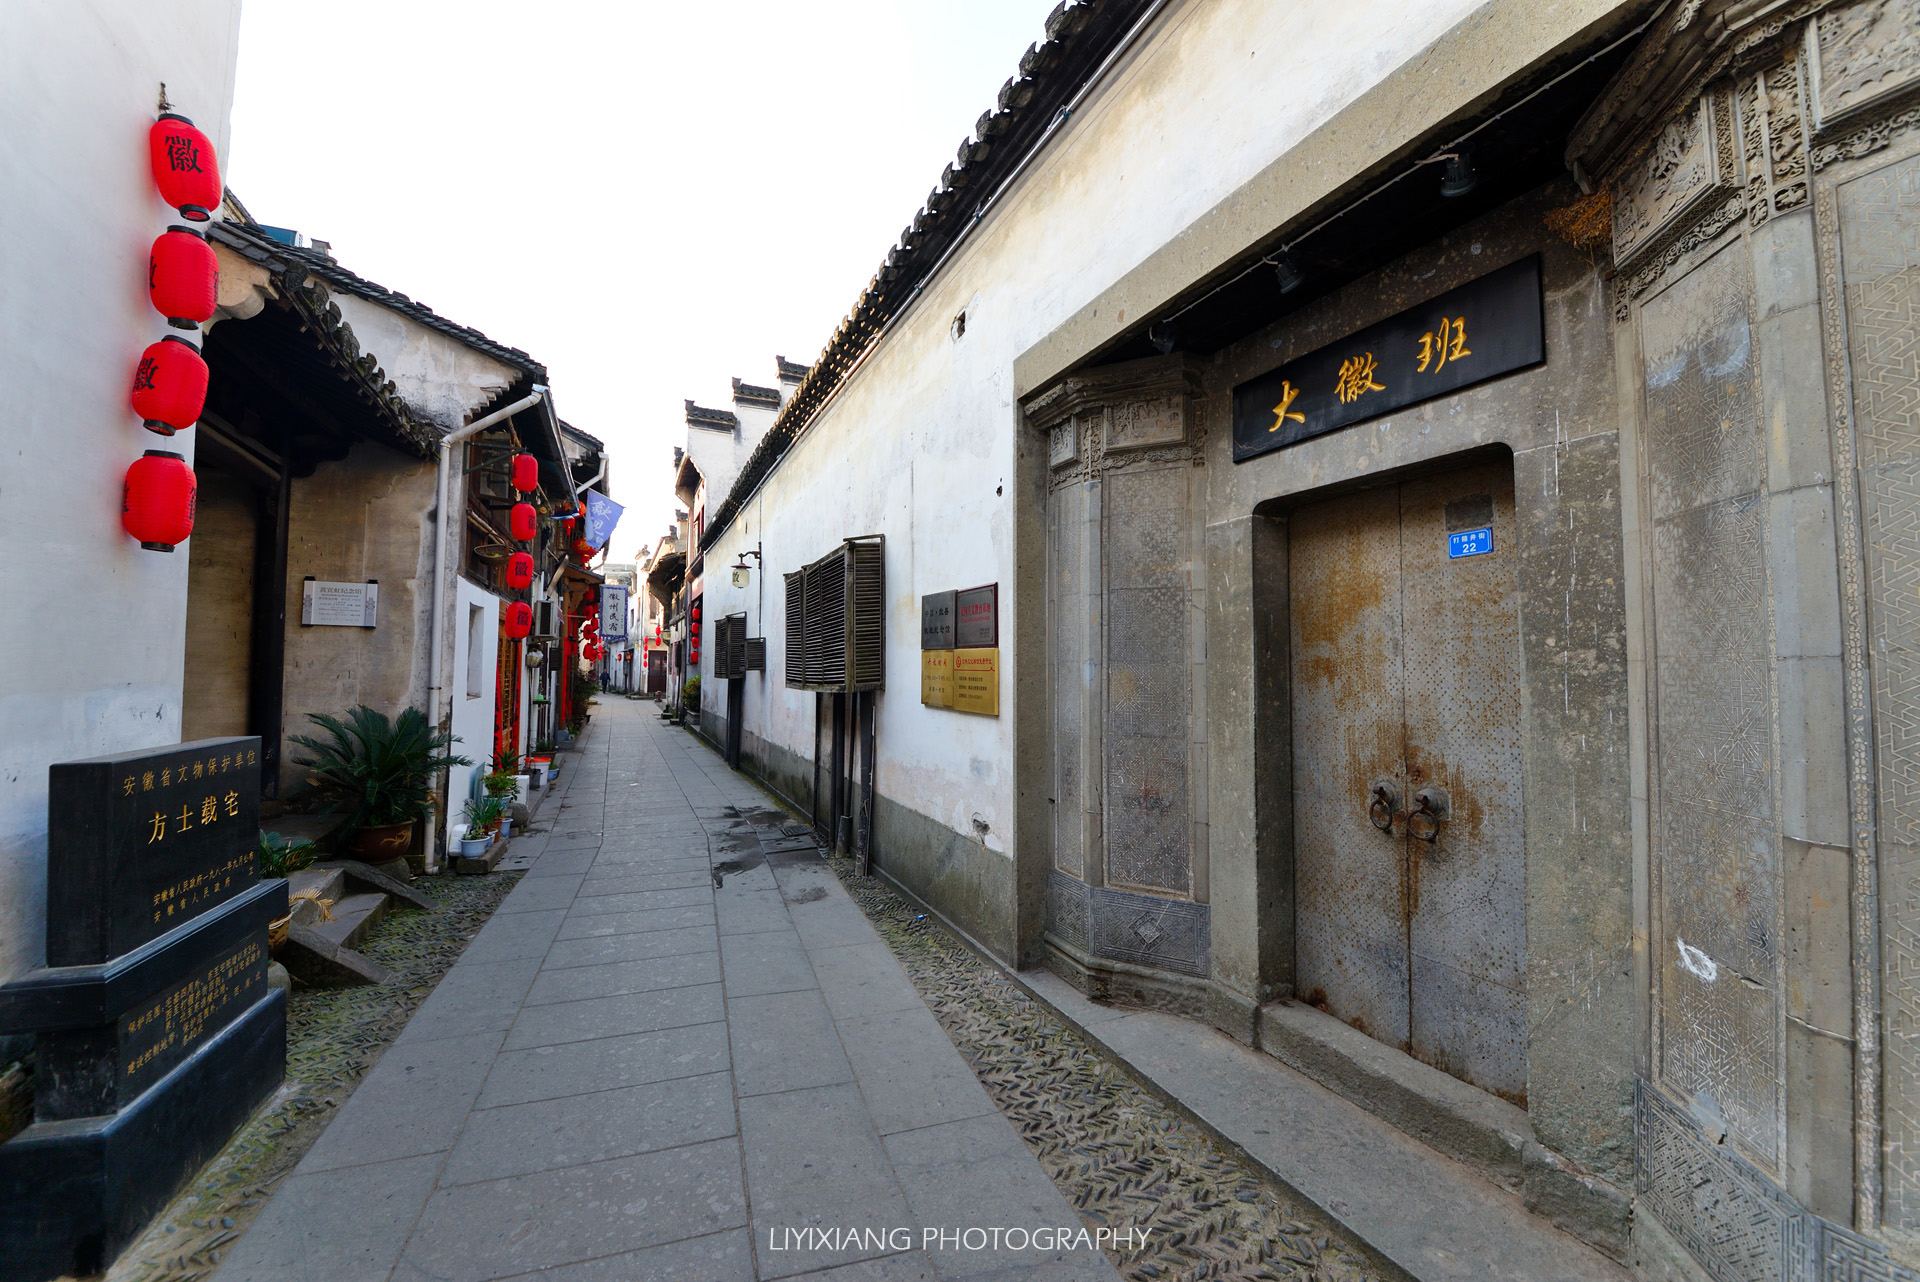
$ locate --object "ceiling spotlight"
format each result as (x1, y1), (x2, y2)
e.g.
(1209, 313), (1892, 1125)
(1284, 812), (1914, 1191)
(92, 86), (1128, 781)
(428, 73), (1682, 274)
(1148, 322), (1176, 355)
(1439, 151), (1478, 199)
(1273, 252), (1304, 294)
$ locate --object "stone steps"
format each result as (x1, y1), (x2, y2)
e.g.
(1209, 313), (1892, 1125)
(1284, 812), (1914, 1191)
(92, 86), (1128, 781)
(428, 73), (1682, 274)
(306, 892), (388, 952)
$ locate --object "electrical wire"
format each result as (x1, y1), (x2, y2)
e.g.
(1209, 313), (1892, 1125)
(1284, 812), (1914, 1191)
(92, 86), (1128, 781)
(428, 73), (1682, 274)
(1161, 10), (1658, 327)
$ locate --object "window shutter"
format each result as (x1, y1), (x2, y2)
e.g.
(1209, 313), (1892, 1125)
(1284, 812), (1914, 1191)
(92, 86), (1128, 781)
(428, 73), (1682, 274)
(784, 571), (806, 686)
(746, 637), (765, 672)
(804, 552), (846, 687)
(727, 614), (748, 679)
(847, 537), (885, 691)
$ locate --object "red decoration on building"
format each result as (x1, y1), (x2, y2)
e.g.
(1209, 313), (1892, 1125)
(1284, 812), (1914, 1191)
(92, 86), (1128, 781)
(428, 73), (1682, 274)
(502, 601), (533, 639)
(511, 452), (538, 492)
(130, 335), (209, 435)
(509, 502), (537, 541)
(148, 114), (221, 221)
(122, 450), (196, 552)
(148, 227), (217, 328)
(573, 538), (594, 561)
(504, 551), (534, 590)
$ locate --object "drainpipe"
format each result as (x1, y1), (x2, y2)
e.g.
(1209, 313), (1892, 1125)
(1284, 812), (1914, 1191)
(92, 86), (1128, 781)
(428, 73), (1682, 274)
(425, 386), (546, 866)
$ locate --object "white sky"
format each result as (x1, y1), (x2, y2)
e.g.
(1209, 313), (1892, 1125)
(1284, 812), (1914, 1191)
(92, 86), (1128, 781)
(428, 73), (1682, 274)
(227, 0), (1056, 558)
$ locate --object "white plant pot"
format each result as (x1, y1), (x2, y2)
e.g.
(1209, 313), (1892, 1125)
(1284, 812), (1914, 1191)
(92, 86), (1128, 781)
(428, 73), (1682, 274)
(459, 835), (488, 857)
(499, 817), (513, 840)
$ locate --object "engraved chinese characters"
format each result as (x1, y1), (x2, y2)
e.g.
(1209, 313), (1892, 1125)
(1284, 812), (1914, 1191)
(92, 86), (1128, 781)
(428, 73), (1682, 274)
(48, 736), (261, 965)
(1232, 255), (1544, 462)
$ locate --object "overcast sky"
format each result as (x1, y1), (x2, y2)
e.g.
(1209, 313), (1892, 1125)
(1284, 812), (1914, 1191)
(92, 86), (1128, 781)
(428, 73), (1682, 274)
(227, 0), (1055, 558)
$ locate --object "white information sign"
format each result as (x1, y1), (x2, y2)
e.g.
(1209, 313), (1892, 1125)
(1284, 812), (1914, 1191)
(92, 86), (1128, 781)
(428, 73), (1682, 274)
(601, 584), (629, 641)
(301, 579), (379, 628)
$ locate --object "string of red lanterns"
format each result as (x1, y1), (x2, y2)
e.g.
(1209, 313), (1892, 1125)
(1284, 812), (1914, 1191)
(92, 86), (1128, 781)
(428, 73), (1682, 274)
(123, 111), (222, 553)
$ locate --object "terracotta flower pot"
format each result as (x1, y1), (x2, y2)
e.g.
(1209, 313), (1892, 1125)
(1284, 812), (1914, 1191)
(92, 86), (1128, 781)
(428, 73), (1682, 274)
(350, 821), (413, 861)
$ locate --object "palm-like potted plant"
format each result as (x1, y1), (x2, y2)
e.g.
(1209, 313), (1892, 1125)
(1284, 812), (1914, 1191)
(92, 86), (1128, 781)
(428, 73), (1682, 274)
(459, 797), (504, 857)
(290, 706), (471, 863)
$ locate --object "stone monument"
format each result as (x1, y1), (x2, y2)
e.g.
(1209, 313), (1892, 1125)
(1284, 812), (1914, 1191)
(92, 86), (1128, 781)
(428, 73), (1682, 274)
(0, 736), (287, 1279)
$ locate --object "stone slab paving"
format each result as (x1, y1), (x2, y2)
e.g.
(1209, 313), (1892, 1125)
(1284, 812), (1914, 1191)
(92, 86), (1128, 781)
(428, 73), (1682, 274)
(215, 700), (1122, 1282)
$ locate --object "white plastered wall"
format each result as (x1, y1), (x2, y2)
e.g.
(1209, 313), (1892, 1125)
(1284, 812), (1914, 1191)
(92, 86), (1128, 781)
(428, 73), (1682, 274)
(698, 0), (1485, 862)
(0, 1), (243, 983)
(330, 294), (518, 430)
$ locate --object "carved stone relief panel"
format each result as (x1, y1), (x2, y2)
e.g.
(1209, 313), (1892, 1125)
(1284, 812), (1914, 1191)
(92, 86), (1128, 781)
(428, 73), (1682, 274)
(1641, 242), (1784, 1174)
(1740, 43), (1812, 226)
(1105, 394), (1187, 453)
(1810, 1), (1920, 135)
(1104, 465), (1192, 896)
(1050, 418), (1081, 469)
(1838, 147), (1920, 1232)
(1616, 93), (1739, 268)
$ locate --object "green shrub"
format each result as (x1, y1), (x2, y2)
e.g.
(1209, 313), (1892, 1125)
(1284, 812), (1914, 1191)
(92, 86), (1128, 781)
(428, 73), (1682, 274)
(256, 830), (317, 879)
(289, 706), (471, 833)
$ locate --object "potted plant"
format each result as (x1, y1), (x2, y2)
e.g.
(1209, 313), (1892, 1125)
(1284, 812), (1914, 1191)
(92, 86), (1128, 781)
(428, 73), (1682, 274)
(682, 675), (700, 726)
(458, 798), (501, 857)
(289, 706), (471, 864)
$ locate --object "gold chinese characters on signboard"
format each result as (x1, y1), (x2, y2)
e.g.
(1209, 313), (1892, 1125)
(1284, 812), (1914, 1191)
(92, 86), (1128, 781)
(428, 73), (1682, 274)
(951, 648), (998, 716)
(921, 649), (955, 708)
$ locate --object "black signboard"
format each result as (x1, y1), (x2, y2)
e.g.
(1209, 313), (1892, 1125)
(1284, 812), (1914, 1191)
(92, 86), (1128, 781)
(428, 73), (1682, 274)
(921, 591), (956, 650)
(47, 737), (261, 966)
(955, 584), (998, 649)
(1232, 255), (1543, 464)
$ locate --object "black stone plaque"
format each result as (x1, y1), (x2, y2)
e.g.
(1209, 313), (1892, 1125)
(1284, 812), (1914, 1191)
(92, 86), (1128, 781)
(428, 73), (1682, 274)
(47, 737), (260, 966)
(921, 590), (956, 650)
(1231, 255), (1543, 463)
(954, 584), (998, 649)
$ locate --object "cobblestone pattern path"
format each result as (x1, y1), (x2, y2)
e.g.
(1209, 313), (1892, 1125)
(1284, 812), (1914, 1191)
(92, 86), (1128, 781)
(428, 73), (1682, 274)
(822, 855), (1385, 1282)
(110, 872), (524, 1282)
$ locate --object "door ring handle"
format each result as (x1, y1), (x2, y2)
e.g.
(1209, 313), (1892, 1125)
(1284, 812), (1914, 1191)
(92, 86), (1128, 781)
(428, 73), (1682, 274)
(1409, 786), (1450, 843)
(1368, 779), (1400, 833)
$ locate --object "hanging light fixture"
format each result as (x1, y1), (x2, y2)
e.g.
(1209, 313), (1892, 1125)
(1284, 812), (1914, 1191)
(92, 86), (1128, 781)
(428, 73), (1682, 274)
(148, 114), (222, 222)
(129, 335), (208, 435)
(1148, 322), (1176, 355)
(148, 226), (217, 329)
(122, 450), (197, 551)
(511, 452), (538, 492)
(573, 537), (594, 561)
(502, 601), (533, 639)
(1273, 251), (1304, 294)
(1438, 151), (1478, 198)
(509, 501), (537, 541)
(504, 551), (535, 590)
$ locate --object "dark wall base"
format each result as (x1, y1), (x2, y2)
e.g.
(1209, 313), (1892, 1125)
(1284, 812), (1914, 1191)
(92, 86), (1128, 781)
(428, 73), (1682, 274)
(871, 794), (1015, 962)
(0, 988), (286, 1281)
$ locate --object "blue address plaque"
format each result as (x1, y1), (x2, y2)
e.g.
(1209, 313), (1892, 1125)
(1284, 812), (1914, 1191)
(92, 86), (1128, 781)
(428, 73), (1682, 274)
(1448, 528), (1493, 559)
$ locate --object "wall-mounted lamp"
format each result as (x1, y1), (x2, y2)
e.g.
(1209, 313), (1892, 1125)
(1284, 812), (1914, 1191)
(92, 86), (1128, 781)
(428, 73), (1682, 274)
(1273, 251), (1304, 294)
(730, 542), (763, 589)
(1438, 151), (1478, 198)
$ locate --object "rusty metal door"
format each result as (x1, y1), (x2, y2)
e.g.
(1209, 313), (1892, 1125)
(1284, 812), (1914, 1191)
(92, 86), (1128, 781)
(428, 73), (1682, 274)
(1289, 459), (1527, 1103)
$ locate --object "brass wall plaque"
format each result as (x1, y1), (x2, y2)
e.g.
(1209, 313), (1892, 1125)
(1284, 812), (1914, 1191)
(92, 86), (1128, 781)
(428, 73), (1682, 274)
(952, 648), (999, 716)
(921, 649), (955, 708)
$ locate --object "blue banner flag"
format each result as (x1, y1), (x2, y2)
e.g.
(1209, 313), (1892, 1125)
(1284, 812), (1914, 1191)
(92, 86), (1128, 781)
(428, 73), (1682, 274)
(584, 489), (624, 550)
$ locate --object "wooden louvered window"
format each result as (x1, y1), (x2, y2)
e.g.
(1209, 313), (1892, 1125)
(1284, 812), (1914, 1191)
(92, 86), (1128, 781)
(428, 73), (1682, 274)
(782, 536), (885, 692)
(784, 572), (806, 685)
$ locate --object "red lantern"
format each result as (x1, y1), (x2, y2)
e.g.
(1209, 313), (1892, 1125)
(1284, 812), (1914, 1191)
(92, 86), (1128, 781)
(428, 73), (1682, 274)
(122, 450), (196, 551)
(149, 227), (217, 328)
(130, 335), (209, 435)
(503, 601), (533, 639)
(511, 452), (538, 492)
(509, 502), (537, 541)
(505, 551), (534, 590)
(573, 538), (594, 561)
(148, 114), (221, 221)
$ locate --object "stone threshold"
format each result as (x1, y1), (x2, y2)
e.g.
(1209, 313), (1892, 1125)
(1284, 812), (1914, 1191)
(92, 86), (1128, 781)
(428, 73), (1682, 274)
(1009, 967), (1631, 1282)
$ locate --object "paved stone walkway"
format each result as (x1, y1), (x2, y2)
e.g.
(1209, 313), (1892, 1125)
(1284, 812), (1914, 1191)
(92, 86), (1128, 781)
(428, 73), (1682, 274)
(216, 699), (1122, 1282)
